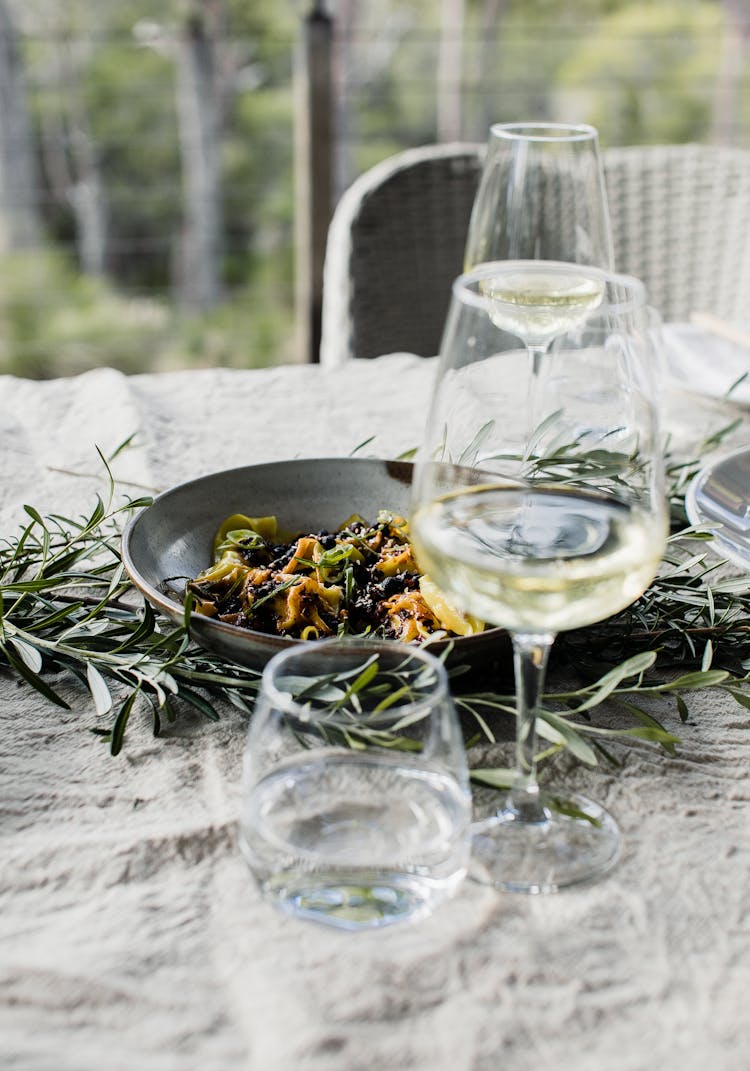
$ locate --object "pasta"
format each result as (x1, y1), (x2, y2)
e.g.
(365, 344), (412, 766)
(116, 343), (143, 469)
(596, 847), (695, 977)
(187, 510), (484, 644)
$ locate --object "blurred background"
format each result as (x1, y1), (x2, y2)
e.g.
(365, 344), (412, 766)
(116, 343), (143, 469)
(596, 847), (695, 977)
(0, 0), (747, 378)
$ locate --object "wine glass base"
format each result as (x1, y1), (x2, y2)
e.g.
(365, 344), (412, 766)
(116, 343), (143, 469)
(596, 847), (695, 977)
(470, 792), (620, 894)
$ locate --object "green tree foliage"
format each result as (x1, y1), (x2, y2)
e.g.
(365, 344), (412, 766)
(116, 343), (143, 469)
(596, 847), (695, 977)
(5, 0), (297, 377)
(0, 0), (742, 378)
(556, 1), (725, 145)
(0, 250), (171, 378)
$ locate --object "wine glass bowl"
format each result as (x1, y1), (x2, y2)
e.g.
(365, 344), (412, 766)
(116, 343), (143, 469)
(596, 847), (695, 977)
(410, 263), (667, 893)
(480, 259), (606, 350)
(238, 638), (472, 929)
(464, 121), (614, 273)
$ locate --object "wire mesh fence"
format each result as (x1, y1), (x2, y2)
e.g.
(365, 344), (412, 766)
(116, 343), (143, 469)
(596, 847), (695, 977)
(0, 0), (746, 376)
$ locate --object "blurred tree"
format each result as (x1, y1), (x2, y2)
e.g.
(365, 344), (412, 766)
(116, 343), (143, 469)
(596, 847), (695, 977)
(175, 0), (225, 309)
(556, 1), (724, 146)
(15, 0), (295, 305)
(0, 0), (42, 251)
(27, 1), (110, 276)
(438, 0), (465, 140)
(332, 0), (356, 194)
(474, 0), (507, 137)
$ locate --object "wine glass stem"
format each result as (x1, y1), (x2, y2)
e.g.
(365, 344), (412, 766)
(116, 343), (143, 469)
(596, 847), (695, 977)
(509, 630), (554, 822)
(528, 344), (548, 378)
(525, 343), (552, 460)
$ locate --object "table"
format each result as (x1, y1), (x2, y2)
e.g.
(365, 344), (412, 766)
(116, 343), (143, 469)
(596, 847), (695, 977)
(2, 351), (750, 1071)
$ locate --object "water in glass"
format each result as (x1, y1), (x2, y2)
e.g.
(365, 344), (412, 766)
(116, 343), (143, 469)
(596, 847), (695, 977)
(239, 639), (471, 929)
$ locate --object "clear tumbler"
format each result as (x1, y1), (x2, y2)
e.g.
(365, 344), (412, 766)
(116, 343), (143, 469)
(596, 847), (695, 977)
(239, 638), (471, 930)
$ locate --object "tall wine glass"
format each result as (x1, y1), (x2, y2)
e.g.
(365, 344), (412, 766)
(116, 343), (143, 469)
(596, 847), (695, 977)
(465, 122), (613, 273)
(465, 122), (613, 383)
(410, 263), (668, 893)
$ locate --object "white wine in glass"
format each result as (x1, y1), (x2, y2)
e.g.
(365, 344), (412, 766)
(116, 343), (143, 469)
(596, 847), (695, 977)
(410, 263), (668, 893)
(480, 259), (605, 353)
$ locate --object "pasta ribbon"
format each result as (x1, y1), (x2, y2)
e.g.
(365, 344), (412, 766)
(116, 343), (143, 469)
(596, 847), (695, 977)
(375, 545), (419, 576)
(272, 575), (341, 634)
(187, 510), (485, 644)
(381, 590), (442, 643)
(213, 514), (278, 556)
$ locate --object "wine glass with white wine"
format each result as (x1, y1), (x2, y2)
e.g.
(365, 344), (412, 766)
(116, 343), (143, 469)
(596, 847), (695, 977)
(410, 262), (668, 893)
(465, 122), (613, 272)
(464, 122), (614, 382)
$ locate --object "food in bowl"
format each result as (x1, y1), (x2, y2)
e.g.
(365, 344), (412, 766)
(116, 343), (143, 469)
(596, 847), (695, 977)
(187, 509), (484, 644)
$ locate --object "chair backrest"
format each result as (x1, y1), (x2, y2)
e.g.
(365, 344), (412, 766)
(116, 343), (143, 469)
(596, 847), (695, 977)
(603, 143), (750, 323)
(320, 143), (483, 366)
(321, 141), (750, 365)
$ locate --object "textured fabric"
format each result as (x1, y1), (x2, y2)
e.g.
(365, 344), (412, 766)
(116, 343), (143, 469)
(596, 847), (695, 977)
(605, 144), (750, 323)
(321, 143), (750, 365)
(1, 353), (750, 1071)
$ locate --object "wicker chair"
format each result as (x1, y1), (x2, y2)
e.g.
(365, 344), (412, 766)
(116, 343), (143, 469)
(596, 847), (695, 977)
(320, 142), (750, 365)
(320, 143), (484, 366)
(604, 144), (750, 324)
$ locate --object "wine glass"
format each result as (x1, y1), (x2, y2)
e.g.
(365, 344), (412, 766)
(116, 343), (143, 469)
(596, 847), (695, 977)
(410, 263), (668, 893)
(464, 122), (613, 385)
(238, 638), (472, 930)
(465, 121), (614, 273)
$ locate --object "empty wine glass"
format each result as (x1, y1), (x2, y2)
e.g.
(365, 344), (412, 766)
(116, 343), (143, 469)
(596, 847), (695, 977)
(239, 638), (471, 929)
(410, 263), (668, 893)
(465, 121), (614, 273)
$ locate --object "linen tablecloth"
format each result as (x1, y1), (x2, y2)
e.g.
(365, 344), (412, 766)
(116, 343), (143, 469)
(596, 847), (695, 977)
(2, 352), (750, 1071)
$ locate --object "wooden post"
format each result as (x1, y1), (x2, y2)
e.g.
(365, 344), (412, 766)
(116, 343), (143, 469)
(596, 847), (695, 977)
(294, 1), (333, 363)
(437, 0), (465, 142)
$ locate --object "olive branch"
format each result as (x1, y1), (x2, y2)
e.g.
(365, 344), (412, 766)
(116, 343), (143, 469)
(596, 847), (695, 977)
(1, 425), (749, 777)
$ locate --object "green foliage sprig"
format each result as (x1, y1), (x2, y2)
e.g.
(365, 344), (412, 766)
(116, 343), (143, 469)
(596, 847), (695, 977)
(0, 447), (259, 755)
(2, 428), (750, 771)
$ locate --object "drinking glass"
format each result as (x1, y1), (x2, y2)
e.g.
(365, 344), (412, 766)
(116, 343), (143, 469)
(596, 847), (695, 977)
(465, 122), (614, 275)
(239, 638), (472, 930)
(410, 263), (668, 893)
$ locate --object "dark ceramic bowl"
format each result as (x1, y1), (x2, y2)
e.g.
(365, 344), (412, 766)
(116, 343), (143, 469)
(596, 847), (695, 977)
(121, 457), (507, 674)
